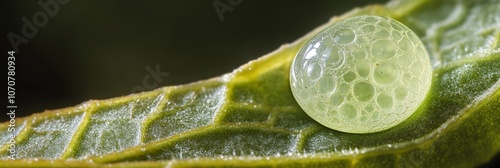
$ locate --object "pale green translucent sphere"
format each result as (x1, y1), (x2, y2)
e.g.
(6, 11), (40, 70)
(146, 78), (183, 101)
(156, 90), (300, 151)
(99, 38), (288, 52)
(290, 15), (432, 133)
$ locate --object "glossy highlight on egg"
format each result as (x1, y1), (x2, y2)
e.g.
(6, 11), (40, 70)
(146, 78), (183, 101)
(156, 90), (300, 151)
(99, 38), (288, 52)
(290, 15), (432, 133)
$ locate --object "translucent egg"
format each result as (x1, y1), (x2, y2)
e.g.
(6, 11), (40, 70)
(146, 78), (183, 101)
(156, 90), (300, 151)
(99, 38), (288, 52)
(290, 15), (432, 133)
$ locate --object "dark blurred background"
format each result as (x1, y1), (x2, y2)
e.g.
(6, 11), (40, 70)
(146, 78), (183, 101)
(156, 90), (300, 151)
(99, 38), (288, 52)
(1, 1), (499, 166)
(1, 0), (388, 120)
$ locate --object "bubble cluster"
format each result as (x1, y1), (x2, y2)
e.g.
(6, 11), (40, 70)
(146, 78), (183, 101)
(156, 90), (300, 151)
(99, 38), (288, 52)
(290, 15), (432, 133)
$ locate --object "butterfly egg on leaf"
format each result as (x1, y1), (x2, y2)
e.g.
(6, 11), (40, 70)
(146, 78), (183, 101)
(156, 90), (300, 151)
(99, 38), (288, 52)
(290, 15), (432, 134)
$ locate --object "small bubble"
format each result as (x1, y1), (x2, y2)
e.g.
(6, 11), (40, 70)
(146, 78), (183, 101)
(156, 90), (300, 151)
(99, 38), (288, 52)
(360, 116), (368, 122)
(395, 86), (408, 100)
(305, 63), (322, 80)
(333, 29), (356, 44)
(356, 62), (371, 77)
(410, 63), (424, 75)
(401, 38), (414, 52)
(364, 104), (374, 112)
(374, 63), (399, 84)
(329, 94), (344, 106)
(374, 30), (391, 37)
(352, 49), (367, 59)
(353, 82), (375, 102)
(322, 47), (345, 68)
(343, 71), (357, 82)
(371, 39), (397, 59)
(392, 31), (403, 41)
(340, 103), (358, 119)
(361, 24), (376, 33)
(378, 20), (391, 28)
(356, 36), (369, 45)
(390, 21), (404, 31)
(384, 114), (396, 125)
(377, 94), (394, 109)
(318, 76), (336, 94)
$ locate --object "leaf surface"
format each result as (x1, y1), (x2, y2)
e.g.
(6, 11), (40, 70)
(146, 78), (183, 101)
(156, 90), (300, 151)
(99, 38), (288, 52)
(1, 0), (499, 167)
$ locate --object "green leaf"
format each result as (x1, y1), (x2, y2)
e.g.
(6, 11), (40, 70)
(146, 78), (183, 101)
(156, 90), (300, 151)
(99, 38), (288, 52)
(1, 0), (499, 167)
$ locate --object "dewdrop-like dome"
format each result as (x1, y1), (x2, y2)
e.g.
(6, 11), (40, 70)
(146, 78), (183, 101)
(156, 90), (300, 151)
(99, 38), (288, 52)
(290, 15), (432, 133)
